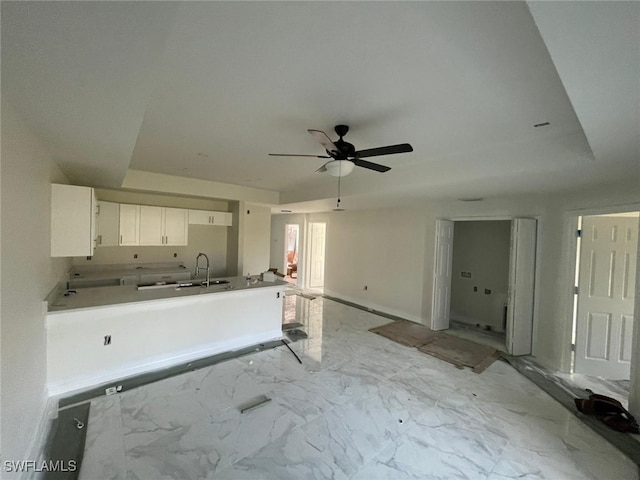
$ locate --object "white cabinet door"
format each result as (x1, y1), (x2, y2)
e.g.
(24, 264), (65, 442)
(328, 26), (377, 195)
(139, 206), (164, 246)
(51, 184), (96, 257)
(96, 201), (120, 247)
(188, 209), (211, 225)
(216, 212), (233, 226)
(188, 209), (233, 226)
(119, 204), (140, 246)
(164, 208), (188, 246)
(575, 215), (637, 379)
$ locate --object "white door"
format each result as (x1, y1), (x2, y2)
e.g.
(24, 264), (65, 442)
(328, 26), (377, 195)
(309, 222), (326, 288)
(506, 218), (537, 356)
(574, 214), (638, 379)
(431, 219), (454, 331)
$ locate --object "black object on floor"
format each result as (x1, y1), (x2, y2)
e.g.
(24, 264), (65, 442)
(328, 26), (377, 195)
(575, 390), (639, 434)
(504, 355), (640, 467)
(43, 402), (90, 479)
(239, 394), (272, 414)
(282, 339), (303, 364)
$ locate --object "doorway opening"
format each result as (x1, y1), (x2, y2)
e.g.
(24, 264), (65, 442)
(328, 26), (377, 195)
(283, 224), (299, 285)
(431, 217), (537, 356)
(448, 221), (511, 352)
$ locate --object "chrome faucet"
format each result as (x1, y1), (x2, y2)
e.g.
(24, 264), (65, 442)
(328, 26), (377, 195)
(194, 253), (210, 287)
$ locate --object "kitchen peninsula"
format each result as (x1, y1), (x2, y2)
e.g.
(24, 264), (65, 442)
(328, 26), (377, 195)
(46, 276), (286, 396)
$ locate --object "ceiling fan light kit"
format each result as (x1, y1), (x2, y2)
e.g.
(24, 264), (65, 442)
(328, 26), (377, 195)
(324, 160), (355, 177)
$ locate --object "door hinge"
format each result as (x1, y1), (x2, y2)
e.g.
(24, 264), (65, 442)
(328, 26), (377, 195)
(571, 343), (576, 352)
(574, 286), (579, 295)
(576, 229), (582, 238)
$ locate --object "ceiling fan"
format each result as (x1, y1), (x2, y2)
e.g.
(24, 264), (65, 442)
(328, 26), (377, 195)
(269, 125), (413, 176)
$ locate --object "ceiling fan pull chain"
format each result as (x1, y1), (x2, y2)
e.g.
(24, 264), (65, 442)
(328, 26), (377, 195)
(337, 163), (342, 208)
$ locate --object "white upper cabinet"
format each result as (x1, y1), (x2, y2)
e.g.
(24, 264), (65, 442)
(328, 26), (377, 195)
(119, 204), (140, 246)
(51, 184), (97, 257)
(139, 206), (164, 246)
(96, 201), (120, 247)
(138, 206), (188, 246)
(188, 209), (232, 226)
(163, 207), (189, 246)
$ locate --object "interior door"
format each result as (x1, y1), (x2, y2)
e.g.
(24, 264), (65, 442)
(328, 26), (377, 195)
(431, 219), (454, 331)
(506, 218), (537, 356)
(574, 214), (638, 379)
(309, 222), (326, 288)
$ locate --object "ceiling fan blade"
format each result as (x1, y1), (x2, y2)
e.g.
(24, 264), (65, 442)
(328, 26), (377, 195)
(308, 129), (339, 154)
(353, 158), (391, 173)
(354, 143), (413, 158)
(268, 153), (330, 158)
(315, 163), (328, 173)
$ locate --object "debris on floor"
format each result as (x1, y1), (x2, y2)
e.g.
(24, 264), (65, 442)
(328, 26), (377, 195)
(575, 390), (639, 434)
(239, 395), (272, 414)
(370, 320), (500, 373)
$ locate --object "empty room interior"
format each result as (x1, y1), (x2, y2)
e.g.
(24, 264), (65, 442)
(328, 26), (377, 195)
(1, 1), (639, 479)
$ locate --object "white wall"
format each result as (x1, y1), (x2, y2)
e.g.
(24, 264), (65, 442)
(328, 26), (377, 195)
(322, 208), (427, 322)
(1, 103), (70, 466)
(240, 204), (271, 276)
(315, 181), (638, 374)
(71, 189), (230, 276)
(450, 221), (511, 331)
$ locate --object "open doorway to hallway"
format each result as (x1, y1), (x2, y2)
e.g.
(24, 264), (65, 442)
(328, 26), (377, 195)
(569, 211), (638, 406)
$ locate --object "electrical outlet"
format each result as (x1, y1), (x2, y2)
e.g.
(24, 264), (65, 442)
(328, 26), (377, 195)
(133, 254), (138, 259)
(105, 386), (117, 396)
(173, 252), (177, 258)
(484, 289), (491, 295)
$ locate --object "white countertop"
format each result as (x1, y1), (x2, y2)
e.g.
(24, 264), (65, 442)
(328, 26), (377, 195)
(48, 276), (288, 313)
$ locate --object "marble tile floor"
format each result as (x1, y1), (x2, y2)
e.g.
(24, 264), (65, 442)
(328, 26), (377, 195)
(79, 296), (638, 480)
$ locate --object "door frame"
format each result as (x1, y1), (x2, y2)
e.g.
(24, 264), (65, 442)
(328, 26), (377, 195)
(431, 215), (542, 357)
(563, 203), (640, 374)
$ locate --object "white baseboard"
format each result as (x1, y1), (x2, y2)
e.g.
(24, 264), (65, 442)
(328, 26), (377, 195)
(47, 329), (282, 397)
(20, 395), (58, 480)
(322, 290), (423, 324)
